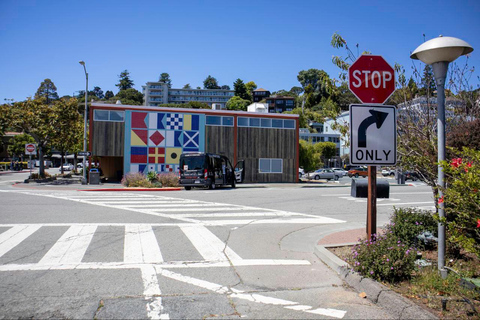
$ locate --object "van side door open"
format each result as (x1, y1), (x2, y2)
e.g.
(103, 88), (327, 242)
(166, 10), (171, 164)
(234, 160), (245, 183)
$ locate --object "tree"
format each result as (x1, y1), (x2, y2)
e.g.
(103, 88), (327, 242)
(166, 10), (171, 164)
(203, 75), (220, 89)
(297, 69), (333, 107)
(7, 134), (35, 159)
(114, 88), (143, 105)
(299, 140), (321, 172)
(447, 119), (480, 151)
(159, 73), (172, 88)
(0, 103), (12, 136)
(50, 98), (83, 173)
(233, 79), (249, 100)
(91, 86), (104, 99)
(34, 79), (59, 104)
(315, 141), (337, 166)
(226, 96), (250, 111)
(183, 84), (191, 89)
(221, 85), (231, 90)
(116, 70), (134, 91)
(245, 81), (257, 102)
(9, 98), (57, 178)
(290, 86), (303, 97)
(104, 90), (114, 100)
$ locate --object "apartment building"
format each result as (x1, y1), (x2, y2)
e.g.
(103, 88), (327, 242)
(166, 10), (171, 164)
(142, 82), (234, 109)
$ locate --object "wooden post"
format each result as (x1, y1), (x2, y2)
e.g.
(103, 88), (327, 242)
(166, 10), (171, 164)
(367, 166), (377, 239)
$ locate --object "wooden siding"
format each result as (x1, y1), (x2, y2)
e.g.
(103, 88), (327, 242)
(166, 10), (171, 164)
(92, 121), (124, 157)
(205, 126), (234, 161)
(237, 128), (296, 183)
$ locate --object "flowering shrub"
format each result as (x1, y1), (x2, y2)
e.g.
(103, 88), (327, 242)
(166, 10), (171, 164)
(440, 147), (480, 258)
(347, 233), (418, 283)
(385, 207), (437, 249)
(121, 172), (153, 188)
(156, 172), (179, 187)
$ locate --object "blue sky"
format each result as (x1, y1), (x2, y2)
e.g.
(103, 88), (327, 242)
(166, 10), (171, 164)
(1, 0), (479, 102)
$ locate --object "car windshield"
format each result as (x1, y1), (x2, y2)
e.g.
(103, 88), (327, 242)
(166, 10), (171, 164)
(180, 156), (205, 170)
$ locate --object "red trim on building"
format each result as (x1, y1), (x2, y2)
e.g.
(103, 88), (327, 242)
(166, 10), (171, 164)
(90, 103), (299, 120)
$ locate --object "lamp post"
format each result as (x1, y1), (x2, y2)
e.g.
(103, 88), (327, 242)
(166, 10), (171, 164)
(410, 36), (473, 277)
(79, 61), (88, 184)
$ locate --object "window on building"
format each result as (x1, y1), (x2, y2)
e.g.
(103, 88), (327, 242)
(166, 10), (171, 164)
(206, 116), (222, 126)
(284, 120), (295, 129)
(261, 119), (271, 127)
(238, 117), (249, 127)
(259, 158), (283, 173)
(286, 100), (294, 106)
(272, 119), (283, 128)
(249, 118), (260, 127)
(222, 116), (234, 126)
(93, 110), (125, 122)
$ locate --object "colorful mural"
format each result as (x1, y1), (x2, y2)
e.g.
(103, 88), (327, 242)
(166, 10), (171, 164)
(124, 111), (205, 174)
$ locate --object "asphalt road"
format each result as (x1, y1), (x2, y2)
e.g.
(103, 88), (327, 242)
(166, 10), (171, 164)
(0, 170), (434, 319)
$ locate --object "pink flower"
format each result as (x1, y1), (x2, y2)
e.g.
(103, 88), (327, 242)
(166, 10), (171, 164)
(438, 196), (444, 204)
(465, 162), (473, 172)
(477, 219), (480, 228)
(451, 158), (462, 168)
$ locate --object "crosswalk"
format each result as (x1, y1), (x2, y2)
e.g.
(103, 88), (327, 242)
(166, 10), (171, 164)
(2, 190), (345, 225)
(0, 190), (345, 271)
(0, 223), (313, 271)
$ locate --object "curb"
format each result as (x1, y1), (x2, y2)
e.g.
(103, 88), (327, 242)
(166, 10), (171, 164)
(314, 244), (438, 319)
(79, 188), (182, 192)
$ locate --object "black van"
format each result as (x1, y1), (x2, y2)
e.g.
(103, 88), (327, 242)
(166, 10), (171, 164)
(179, 153), (245, 190)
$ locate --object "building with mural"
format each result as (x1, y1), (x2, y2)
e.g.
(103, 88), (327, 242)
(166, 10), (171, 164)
(89, 103), (300, 183)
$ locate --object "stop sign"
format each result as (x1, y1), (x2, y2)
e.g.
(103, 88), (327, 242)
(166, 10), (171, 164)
(25, 143), (36, 155)
(348, 55), (395, 104)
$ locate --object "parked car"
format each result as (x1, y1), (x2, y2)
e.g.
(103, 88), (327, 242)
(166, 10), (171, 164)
(60, 163), (74, 171)
(404, 171), (419, 181)
(348, 167), (368, 178)
(179, 152), (244, 190)
(332, 168), (347, 177)
(307, 169), (340, 181)
(381, 168), (395, 176)
(299, 167), (305, 178)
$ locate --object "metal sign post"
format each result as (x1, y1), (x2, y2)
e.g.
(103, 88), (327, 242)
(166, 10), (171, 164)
(348, 54), (396, 240)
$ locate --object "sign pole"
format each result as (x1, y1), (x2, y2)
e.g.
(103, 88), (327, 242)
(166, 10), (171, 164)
(367, 166), (377, 239)
(29, 155), (32, 176)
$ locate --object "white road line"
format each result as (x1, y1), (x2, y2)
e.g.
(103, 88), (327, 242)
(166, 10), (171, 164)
(115, 203), (229, 207)
(39, 225), (97, 265)
(0, 225), (41, 258)
(157, 268), (346, 319)
(180, 225), (242, 261)
(141, 265), (169, 320)
(377, 201), (434, 206)
(169, 212), (292, 218)
(125, 225), (164, 263)
(0, 259), (310, 271)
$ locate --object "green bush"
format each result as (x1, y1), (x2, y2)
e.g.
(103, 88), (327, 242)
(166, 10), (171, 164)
(29, 172), (51, 179)
(347, 233), (418, 283)
(385, 207), (437, 249)
(440, 147), (480, 258)
(157, 172), (179, 187)
(121, 172), (154, 188)
(146, 171), (158, 182)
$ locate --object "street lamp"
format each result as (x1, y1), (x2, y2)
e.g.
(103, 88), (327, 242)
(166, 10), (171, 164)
(410, 36), (473, 277)
(79, 61), (89, 184)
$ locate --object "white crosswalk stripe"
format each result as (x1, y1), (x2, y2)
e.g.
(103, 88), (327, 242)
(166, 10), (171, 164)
(3, 190), (345, 225)
(39, 225), (97, 265)
(0, 223), (309, 270)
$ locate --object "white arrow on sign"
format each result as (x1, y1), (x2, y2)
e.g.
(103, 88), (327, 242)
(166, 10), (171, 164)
(349, 104), (397, 165)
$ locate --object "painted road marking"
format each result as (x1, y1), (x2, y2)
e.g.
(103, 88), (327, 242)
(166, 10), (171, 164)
(180, 225), (242, 261)
(39, 225), (97, 265)
(2, 190), (345, 225)
(157, 268), (347, 319)
(125, 225), (164, 263)
(0, 225), (41, 258)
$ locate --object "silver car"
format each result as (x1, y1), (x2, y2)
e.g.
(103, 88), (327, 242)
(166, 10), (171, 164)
(307, 169), (340, 181)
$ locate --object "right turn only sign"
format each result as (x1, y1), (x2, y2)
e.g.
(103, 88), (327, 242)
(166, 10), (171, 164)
(350, 104), (396, 165)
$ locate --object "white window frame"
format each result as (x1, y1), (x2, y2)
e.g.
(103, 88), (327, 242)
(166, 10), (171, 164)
(258, 158), (283, 173)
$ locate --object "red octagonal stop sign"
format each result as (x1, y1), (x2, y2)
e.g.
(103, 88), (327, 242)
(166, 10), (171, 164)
(348, 55), (395, 104)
